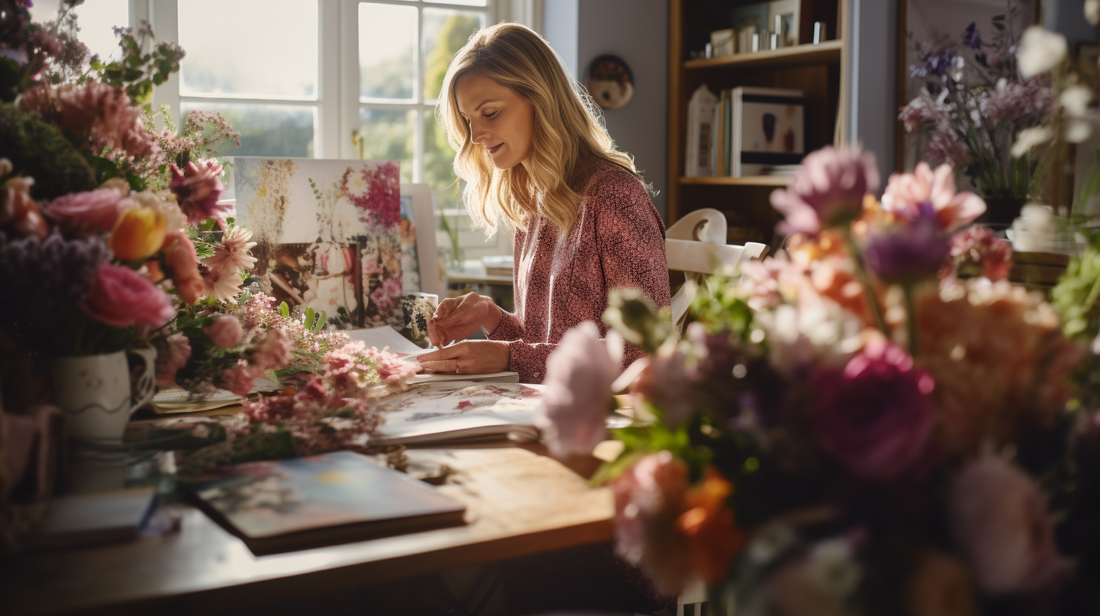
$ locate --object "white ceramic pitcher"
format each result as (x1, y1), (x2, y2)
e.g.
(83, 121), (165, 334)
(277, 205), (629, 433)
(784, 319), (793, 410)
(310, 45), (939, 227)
(48, 347), (156, 444)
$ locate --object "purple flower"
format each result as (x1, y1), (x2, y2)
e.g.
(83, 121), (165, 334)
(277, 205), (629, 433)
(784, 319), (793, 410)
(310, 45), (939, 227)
(963, 23), (982, 50)
(948, 455), (1064, 593)
(864, 217), (951, 285)
(770, 146), (880, 235)
(0, 232), (110, 318)
(812, 339), (935, 481)
(981, 76), (1055, 126)
(911, 41), (957, 79)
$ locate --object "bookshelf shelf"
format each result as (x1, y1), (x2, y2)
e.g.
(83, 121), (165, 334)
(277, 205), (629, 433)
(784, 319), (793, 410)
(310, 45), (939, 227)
(680, 175), (791, 187)
(683, 40), (843, 71)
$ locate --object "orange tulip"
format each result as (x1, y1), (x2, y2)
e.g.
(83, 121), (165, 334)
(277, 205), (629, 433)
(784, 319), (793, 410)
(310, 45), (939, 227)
(676, 468), (745, 584)
(109, 207), (166, 261)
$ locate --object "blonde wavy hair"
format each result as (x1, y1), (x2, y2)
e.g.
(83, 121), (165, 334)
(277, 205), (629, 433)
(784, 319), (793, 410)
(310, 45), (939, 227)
(436, 23), (641, 236)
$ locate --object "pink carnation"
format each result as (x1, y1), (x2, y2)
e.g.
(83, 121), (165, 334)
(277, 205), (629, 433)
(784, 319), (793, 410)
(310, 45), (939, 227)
(204, 315), (243, 349)
(251, 328), (294, 371)
(82, 263), (175, 328)
(881, 163), (986, 231)
(221, 360), (259, 398)
(770, 145), (880, 235)
(536, 321), (622, 458)
(43, 187), (129, 237)
(156, 333), (192, 388)
(169, 160), (229, 226)
(948, 455), (1064, 593)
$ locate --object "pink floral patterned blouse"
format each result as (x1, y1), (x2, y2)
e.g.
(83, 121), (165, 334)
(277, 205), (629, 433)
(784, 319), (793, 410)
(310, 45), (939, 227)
(489, 160), (672, 383)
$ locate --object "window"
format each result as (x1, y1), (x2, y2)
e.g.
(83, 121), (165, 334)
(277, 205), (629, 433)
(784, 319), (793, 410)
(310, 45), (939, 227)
(29, 0), (130, 61)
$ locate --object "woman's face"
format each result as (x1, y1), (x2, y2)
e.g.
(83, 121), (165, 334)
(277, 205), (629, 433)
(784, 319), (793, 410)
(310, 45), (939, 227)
(454, 72), (536, 170)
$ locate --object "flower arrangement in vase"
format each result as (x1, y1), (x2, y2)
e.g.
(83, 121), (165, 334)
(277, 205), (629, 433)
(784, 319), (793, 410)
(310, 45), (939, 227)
(536, 140), (1100, 614)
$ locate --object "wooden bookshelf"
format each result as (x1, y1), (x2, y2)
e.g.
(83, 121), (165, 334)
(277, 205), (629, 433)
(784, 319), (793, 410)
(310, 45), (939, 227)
(668, 0), (850, 246)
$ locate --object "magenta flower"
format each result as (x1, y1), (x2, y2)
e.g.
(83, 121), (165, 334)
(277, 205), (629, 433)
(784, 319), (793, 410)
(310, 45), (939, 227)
(770, 145), (880, 235)
(536, 321), (622, 458)
(812, 339), (935, 481)
(169, 160), (229, 226)
(82, 263), (175, 328)
(864, 217), (951, 285)
(948, 455), (1064, 593)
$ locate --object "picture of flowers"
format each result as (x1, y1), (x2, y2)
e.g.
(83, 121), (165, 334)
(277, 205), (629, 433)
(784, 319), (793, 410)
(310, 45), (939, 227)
(232, 158), (402, 328)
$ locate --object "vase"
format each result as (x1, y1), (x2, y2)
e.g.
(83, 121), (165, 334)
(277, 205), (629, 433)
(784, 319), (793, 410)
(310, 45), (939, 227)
(47, 348), (156, 444)
(978, 197), (1028, 226)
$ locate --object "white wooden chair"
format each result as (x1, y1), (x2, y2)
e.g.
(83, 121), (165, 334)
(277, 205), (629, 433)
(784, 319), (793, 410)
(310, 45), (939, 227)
(666, 208), (767, 331)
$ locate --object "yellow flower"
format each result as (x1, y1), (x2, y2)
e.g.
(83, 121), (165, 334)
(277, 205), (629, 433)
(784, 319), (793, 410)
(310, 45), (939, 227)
(109, 207), (167, 261)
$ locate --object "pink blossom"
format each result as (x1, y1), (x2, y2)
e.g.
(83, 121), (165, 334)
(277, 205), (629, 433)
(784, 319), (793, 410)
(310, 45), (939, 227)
(613, 451), (691, 595)
(156, 333), (192, 388)
(204, 315), (243, 349)
(812, 339), (935, 481)
(946, 226), (1013, 282)
(43, 187), (129, 237)
(82, 263), (175, 328)
(204, 225), (257, 274)
(251, 328), (294, 371)
(536, 321), (622, 458)
(770, 145), (880, 235)
(169, 160), (229, 226)
(19, 83), (157, 158)
(881, 163), (986, 231)
(221, 360), (259, 397)
(201, 265), (243, 302)
(948, 455), (1064, 593)
(369, 277), (403, 314)
(162, 230), (204, 304)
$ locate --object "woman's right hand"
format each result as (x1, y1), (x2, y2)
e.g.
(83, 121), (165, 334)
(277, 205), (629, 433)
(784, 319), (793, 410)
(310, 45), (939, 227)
(427, 293), (503, 347)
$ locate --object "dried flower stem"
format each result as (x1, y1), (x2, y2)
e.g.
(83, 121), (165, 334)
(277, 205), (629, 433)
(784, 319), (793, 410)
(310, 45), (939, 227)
(843, 228), (889, 337)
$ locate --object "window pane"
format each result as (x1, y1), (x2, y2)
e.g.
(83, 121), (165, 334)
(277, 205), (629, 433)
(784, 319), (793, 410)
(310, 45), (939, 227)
(181, 103), (316, 158)
(359, 3), (417, 101)
(428, 0), (488, 6)
(358, 108), (414, 182)
(423, 9), (485, 101)
(179, 0), (318, 99)
(30, 0), (129, 61)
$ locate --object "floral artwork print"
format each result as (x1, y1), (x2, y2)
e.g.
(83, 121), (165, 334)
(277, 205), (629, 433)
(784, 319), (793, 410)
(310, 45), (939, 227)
(232, 158), (403, 328)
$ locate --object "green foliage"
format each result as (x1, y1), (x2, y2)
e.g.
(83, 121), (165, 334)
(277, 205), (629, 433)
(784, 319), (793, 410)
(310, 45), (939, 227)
(603, 289), (674, 353)
(423, 15), (481, 100)
(689, 276), (757, 340)
(89, 26), (185, 106)
(1052, 230), (1100, 341)
(303, 307), (327, 334)
(0, 103), (97, 200)
(278, 302), (291, 318)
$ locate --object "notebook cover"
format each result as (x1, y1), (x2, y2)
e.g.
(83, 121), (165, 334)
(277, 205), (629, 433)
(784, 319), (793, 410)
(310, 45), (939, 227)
(184, 451), (466, 555)
(29, 487), (156, 549)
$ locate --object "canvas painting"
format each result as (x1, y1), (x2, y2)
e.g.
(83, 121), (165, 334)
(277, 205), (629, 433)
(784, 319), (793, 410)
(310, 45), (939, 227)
(375, 382), (543, 424)
(232, 158), (403, 328)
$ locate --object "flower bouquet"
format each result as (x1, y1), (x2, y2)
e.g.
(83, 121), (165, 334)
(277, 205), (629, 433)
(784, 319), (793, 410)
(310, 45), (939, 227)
(536, 142), (1100, 614)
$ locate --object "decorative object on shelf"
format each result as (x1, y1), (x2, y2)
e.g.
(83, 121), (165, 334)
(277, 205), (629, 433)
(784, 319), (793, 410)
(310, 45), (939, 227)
(585, 54), (635, 111)
(534, 141), (1100, 613)
(730, 2), (769, 55)
(685, 85), (719, 177)
(710, 29), (735, 58)
(767, 0), (800, 48)
(730, 86), (805, 178)
(48, 348), (155, 444)
(898, 1), (1045, 223)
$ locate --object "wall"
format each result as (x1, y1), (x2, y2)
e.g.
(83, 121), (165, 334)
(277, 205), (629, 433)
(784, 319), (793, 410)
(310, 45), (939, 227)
(544, 0), (670, 219)
(847, 0), (898, 178)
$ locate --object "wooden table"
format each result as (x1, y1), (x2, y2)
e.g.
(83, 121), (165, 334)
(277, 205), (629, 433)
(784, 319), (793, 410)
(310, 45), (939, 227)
(4, 446), (617, 615)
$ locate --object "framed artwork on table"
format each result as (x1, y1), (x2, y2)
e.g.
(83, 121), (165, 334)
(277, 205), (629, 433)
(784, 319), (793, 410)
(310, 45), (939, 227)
(231, 157), (403, 328)
(399, 183), (444, 298)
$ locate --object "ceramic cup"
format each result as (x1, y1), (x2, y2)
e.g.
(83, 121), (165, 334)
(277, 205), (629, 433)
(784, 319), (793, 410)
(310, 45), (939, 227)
(49, 347), (156, 444)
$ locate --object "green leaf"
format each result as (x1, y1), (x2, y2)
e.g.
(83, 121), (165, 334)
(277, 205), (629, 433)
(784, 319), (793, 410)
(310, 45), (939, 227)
(278, 302), (291, 318)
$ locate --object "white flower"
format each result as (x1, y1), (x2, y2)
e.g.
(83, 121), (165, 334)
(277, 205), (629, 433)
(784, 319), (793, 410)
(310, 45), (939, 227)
(1017, 26), (1067, 78)
(1066, 117), (1094, 143)
(1061, 85), (1093, 117)
(1011, 126), (1053, 157)
(1088, 0), (1100, 25)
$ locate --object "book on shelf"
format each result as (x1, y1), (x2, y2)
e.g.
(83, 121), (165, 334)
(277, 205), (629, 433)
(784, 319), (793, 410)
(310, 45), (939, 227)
(372, 381), (544, 446)
(27, 487), (157, 549)
(690, 85), (805, 179)
(182, 451), (466, 555)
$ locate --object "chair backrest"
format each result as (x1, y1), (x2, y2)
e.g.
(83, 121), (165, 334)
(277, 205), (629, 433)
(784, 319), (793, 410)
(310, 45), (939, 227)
(666, 209), (767, 331)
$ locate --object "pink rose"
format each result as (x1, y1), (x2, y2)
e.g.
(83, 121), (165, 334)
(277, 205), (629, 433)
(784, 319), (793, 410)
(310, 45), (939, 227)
(169, 160), (229, 226)
(43, 187), (128, 237)
(536, 321), (622, 458)
(204, 315), (243, 349)
(613, 451), (691, 595)
(162, 230), (204, 304)
(812, 339), (935, 481)
(948, 455), (1064, 594)
(156, 333), (192, 388)
(82, 264), (175, 328)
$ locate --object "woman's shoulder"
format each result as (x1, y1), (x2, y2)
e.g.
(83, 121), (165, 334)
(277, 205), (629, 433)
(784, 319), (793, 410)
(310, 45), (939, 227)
(579, 159), (649, 205)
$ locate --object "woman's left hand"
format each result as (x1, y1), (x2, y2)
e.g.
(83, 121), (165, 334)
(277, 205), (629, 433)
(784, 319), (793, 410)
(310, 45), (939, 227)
(417, 340), (510, 375)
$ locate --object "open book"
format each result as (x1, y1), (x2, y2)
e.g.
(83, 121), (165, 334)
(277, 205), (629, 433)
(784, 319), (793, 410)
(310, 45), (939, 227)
(183, 451), (466, 555)
(371, 381), (544, 446)
(347, 327), (520, 384)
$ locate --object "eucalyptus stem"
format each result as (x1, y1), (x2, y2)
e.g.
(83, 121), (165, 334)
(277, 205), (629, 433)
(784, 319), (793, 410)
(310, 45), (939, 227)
(842, 228), (889, 337)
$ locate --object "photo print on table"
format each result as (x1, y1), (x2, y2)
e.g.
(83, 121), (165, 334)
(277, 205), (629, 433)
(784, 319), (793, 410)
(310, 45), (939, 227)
(232, 158), (402, 328)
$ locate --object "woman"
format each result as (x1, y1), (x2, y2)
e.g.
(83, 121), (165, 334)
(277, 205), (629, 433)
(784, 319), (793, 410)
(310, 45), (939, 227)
(418, 23), (671, 383)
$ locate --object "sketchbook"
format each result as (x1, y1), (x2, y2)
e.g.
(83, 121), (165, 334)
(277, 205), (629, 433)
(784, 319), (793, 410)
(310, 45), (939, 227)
(371, 381), (544, 446)
(347, 327), (520, 384)
(183, 451), (466, 555)
(28, 487), (157, 549)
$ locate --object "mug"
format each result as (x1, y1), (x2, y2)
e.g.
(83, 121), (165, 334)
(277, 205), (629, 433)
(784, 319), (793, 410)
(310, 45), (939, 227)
(48, 347), (156, 444)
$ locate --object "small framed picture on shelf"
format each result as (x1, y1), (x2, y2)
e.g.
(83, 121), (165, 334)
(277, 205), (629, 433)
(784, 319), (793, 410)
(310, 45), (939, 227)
(768, 0), (800, 47)
(710, 28), (735, 57)
(730, 2), (769, 53)
(731, 87), (805, 178)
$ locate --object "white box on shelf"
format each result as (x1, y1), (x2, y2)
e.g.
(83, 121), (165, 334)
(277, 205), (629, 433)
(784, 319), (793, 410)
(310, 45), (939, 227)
(685, 84), (719, 177)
